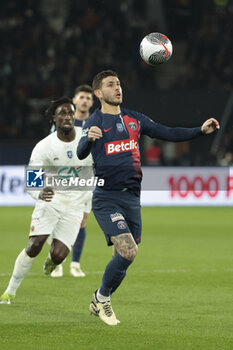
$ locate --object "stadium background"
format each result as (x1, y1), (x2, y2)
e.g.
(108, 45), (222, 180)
(0, 0), (232, 167)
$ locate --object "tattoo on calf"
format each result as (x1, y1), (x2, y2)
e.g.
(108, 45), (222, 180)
(111, 233), (138, 261)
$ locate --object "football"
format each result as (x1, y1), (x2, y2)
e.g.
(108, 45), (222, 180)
(139, 32), (173, 66)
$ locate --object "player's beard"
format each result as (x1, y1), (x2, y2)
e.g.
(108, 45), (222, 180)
(103, 97), (122, 107)
(59, 124), (74, 135)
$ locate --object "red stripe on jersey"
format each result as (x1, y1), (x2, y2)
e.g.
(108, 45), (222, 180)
(123, 115), (140, 166)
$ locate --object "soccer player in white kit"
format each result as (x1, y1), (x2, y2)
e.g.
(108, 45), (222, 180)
(0, 97), (93, 304)
(51, 85), (94, 278)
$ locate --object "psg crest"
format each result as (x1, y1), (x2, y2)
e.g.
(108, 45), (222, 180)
(128, 122), (137, 130)
(117, 221), (127, 230)
(67, 150), (73, 159)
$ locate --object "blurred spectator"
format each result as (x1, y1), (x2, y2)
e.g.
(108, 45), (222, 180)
(145, 141), (161, 165)
(174, 141), (191, 166)
(216, 128), (233, 165)
(0, 0), (232, 167)
(218, 152), (233, 166)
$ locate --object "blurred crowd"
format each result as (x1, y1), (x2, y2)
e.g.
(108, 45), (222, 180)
(0, 0), (232, 165)
(0, 0), (154, 140)
(169, 0), (233, 90)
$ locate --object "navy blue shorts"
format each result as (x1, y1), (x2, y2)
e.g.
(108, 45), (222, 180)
(92, 189), (142, 246)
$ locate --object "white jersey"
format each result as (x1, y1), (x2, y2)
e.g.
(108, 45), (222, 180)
(28, 127), (93, 208)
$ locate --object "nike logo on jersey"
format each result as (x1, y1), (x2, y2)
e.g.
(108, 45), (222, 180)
(104, 128), (112, 132)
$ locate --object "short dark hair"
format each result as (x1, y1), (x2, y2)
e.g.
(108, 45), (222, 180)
(74, 84), (93, 96)
(46, 96), (75, 125)
(92, 70), (119, 91)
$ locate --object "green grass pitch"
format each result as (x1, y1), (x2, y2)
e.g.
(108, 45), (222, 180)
(0, 206), (233, 350)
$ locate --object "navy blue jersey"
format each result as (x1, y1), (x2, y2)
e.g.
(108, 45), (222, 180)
(77, 108), (203, 191)
(74, 119), (86, 127)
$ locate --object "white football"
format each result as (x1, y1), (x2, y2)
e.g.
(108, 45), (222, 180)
(139, 32), (173, 66)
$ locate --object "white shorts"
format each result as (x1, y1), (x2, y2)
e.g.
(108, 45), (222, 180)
(84, 192), (92, 214)
(29, 201), (84, 250)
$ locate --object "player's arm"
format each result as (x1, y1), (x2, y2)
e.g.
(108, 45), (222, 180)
(77, 117), (102, 159)
(140, 114), (219, 141)
(27, 143), (55, 201)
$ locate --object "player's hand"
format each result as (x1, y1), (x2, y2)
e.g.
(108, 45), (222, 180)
(88, 126), (103, 142)
(201, 118), (220, 134)
(39, 187), (54, 202)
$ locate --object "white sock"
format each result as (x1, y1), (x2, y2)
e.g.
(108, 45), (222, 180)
(70, 261), (80, 268)
(97, 289), (110, 302)
(4, 249), (35, 295)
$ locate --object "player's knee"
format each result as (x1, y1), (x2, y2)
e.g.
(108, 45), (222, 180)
(26, 237), (46, 257)
(50, 247), (68, 265)
(124, 245), (138, 261)
(50, 251), (65, 265)
(50, 239), (69, 264)
(50, 253), (63, 265)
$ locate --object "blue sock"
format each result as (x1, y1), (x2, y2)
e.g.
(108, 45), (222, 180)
(110, 270), (126, 295)
(72, 227), (86, 262)
(99, 253), (133, 297)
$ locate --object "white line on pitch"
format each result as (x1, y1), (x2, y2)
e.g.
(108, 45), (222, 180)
(0, 271), (104, 277)
(1, 268), (233, 277)
(153, 268), (233, 273)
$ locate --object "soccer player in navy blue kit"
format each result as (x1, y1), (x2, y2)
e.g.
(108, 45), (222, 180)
(77, 70), (220, 326)
(71, 85), (94, 277)
(70, 84), (93, 277)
